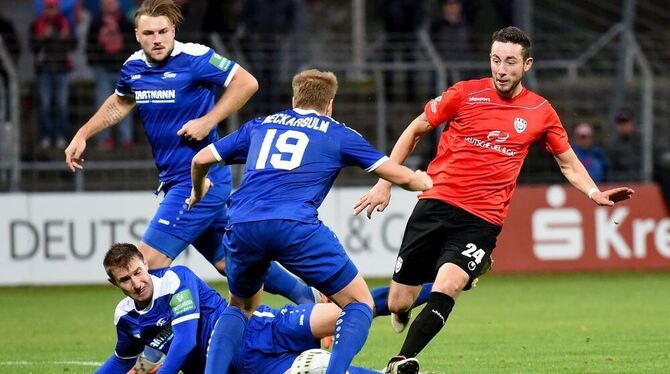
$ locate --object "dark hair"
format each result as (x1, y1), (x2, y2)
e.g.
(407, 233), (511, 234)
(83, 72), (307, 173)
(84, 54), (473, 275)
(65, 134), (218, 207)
(103, 243), (144, 280)
(491, 26), (532, 59)
(134, 0), (184, 27)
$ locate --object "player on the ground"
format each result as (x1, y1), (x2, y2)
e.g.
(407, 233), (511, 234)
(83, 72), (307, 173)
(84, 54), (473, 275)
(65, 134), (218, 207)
(97, 243), (426, 374)
(189, 69), (433, 374)
(354, 26), (634, 373)
(63, 0), (318, 305)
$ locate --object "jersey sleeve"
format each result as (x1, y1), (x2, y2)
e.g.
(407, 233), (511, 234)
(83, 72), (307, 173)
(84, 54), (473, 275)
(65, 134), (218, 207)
(209, 119), (254, 164)
(115, 64), (134, 97)
(168, 269), (201, 325)
(113, 320), (144, 360)
(339, 126), (389, 172)
(191, 48), (239, 88)
(540, 105), (570, 155)
(424, 83), (464, 128)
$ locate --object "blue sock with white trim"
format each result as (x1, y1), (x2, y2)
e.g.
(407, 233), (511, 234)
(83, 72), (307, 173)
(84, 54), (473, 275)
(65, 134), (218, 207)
(325, 302), (373, 374)
(205, 306), (248, 374)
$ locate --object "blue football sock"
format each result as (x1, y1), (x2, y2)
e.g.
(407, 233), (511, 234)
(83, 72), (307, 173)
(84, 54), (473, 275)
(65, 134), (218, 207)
(205, 306), (248, 374)
(348, 366), (381, 374)
(371, 286), (390, 316)
(325, 302), (373, 374)
(371, 283), (433, 317)
(264, 262), (316, 304)
(415, 283), (433, 308)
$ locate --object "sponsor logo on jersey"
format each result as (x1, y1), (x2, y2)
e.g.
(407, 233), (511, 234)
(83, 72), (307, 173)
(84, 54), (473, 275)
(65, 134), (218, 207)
(162, 72), (177, 79)
(208, 52), (232, 71)
(170, 290), (196, 315)
(486, 130), (510, 143)
(468, 96), (491, 103)
(135, 90), (177, 104)
(429, 95), (442, 113)
(464, 136), (516, 156)
(158, 218), (170, 225)
(514, 117), (527, 133)
(131, 74), (142, 80)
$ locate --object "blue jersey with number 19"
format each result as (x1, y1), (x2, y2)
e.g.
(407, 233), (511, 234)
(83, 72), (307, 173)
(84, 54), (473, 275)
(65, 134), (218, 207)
(209, 108), (389, 224)
(116, 41), (239, 186)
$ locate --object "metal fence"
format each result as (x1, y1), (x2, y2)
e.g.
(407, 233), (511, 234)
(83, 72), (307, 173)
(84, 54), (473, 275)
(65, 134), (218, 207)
(0, 0), (667, 191)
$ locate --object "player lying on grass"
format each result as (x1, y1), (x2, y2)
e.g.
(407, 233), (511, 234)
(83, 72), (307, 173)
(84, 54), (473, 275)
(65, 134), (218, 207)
(97, 243), (434, 374)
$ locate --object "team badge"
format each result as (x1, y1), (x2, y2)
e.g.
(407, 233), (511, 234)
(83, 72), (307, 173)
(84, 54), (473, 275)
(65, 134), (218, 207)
(394, 257), (404, 273)
(514, 117), (527, 133)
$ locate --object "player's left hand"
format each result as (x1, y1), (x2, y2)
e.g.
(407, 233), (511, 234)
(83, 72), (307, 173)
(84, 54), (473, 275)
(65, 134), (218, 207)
(188, 178), (213, 210)
(177, 117), (215, 141)
(591, 187), (634, 206)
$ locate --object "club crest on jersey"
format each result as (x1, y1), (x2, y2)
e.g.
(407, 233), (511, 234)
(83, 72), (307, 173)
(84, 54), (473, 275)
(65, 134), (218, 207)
(514, 117), (527, 133)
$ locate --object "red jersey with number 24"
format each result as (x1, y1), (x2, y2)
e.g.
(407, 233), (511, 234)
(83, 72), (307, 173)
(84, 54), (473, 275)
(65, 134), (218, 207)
(421, 77), (570, 226)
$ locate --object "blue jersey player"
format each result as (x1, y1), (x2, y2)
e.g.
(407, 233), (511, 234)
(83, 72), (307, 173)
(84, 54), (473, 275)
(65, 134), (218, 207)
(65, 0), (256, 273)
(189, 70), (433, 374)
(97, 243), (390, 374)
(64, 0), (317, 306)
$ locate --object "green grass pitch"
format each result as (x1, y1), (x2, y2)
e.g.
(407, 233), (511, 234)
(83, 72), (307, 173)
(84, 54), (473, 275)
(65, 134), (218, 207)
(1, 272), (668, 373)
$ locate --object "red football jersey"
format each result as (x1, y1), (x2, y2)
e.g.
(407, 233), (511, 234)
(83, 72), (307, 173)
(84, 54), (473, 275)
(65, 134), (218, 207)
(421, 77), (570, 226)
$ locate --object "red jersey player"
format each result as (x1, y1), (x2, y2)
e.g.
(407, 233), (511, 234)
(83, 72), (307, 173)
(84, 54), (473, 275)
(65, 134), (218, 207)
(354, 26), (634, 374)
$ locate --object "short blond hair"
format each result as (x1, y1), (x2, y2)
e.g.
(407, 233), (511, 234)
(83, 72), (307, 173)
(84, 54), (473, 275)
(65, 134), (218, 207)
(135, 0), (184, 27)
(292, 70), (338, 112)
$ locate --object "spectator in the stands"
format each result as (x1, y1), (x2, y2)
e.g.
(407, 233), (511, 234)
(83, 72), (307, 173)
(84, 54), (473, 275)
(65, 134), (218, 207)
(608, 108), (642, 182)
(87, 0), (135, 149)
(31, 0), (77, 149)
(572, 122), (608, 183)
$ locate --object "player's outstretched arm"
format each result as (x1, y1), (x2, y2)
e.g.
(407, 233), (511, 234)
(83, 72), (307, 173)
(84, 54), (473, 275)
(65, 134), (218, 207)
(64, 94), (135, 172)
(353, 162), (432, 219)
(354, 113), (433, 218)
(188, 146), (218, 209)
(554, 148), (634, 206)
(373, 162), (432, 192)
(177, 67), (258, 141)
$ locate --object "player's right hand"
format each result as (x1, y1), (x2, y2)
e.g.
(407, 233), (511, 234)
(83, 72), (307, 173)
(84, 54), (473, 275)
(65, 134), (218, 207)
(64, 137), (86, 172)
(353, 180), (392, 219)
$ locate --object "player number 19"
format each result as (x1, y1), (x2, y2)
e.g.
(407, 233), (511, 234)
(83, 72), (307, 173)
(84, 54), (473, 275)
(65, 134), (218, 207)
(256, 129), (310, 170)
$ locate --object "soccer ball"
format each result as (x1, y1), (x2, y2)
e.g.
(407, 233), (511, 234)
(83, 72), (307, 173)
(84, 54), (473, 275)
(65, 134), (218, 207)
(289, 348), (331, 374)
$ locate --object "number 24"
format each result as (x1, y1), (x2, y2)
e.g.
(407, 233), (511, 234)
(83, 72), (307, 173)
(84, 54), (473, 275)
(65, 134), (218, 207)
(461, 243), (485, 264)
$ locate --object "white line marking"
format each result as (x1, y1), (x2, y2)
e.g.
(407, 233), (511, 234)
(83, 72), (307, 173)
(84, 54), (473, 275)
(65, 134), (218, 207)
(0, 360), (103, 366)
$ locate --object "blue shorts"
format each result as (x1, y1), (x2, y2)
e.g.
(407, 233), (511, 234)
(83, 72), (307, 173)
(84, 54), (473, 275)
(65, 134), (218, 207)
(231, 304), (319, 374)
(225, 220), (359, 298)
(142, 181), (231, 264)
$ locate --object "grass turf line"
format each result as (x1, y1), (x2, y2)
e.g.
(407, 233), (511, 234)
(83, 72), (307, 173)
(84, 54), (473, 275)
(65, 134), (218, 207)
(0, 272), (668, 373)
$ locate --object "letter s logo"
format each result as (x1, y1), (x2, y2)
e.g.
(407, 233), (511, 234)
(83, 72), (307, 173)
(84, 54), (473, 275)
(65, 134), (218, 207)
(532, 186), (584, 260)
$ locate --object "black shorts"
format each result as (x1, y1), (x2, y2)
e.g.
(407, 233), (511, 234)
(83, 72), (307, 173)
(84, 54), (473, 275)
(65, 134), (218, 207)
(392, 199), (502, 289)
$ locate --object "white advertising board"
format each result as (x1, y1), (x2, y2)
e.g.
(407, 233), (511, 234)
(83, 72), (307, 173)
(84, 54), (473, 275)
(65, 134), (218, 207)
(0, 188), (418, 285)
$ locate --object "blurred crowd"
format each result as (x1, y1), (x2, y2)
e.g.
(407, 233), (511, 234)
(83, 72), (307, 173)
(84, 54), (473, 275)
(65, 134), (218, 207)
(0, 0), (656, 186)
(571, 108), (643, 183)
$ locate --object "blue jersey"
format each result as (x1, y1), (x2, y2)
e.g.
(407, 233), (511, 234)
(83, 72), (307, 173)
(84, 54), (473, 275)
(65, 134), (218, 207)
(112, 266), (226, 370)
(116, 41), (238, 186)
(209, 108), (388, 223)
